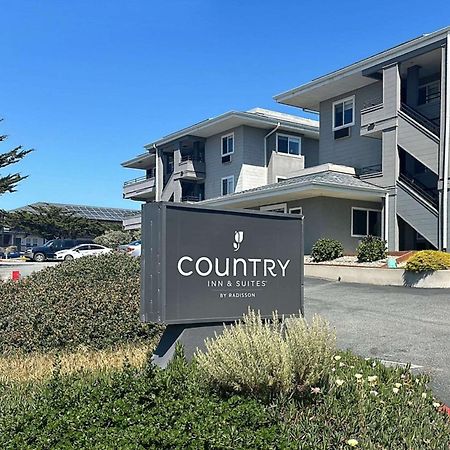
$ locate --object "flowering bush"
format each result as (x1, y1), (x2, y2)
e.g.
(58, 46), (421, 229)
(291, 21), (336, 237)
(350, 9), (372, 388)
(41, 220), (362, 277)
(405, 250), (450, 272)
(195, 310), (335, 396)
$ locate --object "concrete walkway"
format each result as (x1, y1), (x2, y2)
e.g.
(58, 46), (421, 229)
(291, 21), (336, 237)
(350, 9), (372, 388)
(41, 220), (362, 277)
(305, 277), (450, 405)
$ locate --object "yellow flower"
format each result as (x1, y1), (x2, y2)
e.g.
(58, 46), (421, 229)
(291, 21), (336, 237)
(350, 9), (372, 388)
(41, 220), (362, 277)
(368, 375), (378, 383)
(355, 373), (363, 380)
(393, 387), (399, 394)
(334, 355), (342, 361)
(395, 383), (402, 388)
(347, 438), (359, 447)
(422, 393), (427, 399)
(336, 379), (344, 387)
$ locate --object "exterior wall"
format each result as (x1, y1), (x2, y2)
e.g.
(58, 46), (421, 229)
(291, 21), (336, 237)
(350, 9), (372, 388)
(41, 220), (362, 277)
(258, 197), (383, 254)
(319, 82), (383, 169)
(267, 152), (304, 183)
(204, 126), (245, 198)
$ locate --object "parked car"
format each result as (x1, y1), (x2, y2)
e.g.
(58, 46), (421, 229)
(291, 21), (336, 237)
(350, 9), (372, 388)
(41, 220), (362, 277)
(55, 244), (112, 261)
(24, 239), (93, 262)
(118, 240), (141, 257)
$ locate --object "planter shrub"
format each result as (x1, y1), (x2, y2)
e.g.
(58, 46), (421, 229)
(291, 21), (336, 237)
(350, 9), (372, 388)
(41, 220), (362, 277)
(310, 238), (344, 262)
(356, 235), (387, 262)
(195, 310), (336, 397)
(405, 250), (450, 272)
(0, 253), (157, 353)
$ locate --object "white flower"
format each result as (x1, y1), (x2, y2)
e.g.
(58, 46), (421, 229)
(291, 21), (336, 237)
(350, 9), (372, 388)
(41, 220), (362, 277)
(367, 375), (378, 383)
(311, 387), (321, 394)
(334, 355), (342, 361)
(336, 379), (344, 387)
(422, 393), (427, 399)
(339, 362), (345, 367)
(394, 383), (402, 388)
(354, 373), (363, 380)
(400, 374), (406, 379)
(346, 438), (359, 447)
(370, 390), (378, 396)
(393, 387), (399, 394)
(433, 402), (440, 408)
(331, 368), (336, 372)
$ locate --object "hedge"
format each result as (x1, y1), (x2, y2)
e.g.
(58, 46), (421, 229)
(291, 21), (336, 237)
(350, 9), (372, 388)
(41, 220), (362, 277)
(405, 250), (450, 272)
(310, 238), (344, 262)
(0, 253), (157, 354)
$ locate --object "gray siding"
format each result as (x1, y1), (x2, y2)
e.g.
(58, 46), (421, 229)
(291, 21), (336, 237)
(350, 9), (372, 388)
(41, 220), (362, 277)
(319, 82), (383, 169)
(242, 126), (266, 166)
(204, 126), (244, 199)
(302, 137), (319, 168)
(262, 197), (382, 254)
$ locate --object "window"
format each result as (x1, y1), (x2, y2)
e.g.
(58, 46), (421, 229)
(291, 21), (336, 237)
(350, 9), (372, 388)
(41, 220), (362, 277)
(260, 203), (287, 213)
(276, 134), (301, 156)
(333, 96), (355, 131)
(289, 207), (302, 215)
(351, 208), (382, 237)
(418, 80), (440, 105)
(221, 176), (234, 195)
(221, 133), (234, 156)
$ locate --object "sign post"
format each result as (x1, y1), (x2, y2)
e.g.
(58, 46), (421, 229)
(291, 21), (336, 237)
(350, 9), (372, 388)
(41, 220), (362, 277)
(141, 202), (304, 367)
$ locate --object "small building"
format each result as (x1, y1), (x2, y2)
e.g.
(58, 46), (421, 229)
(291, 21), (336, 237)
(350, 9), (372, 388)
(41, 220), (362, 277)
(1, 202), (138, 251)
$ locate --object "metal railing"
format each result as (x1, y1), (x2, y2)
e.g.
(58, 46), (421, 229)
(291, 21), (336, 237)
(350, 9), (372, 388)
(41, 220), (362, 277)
(400, 103), (440, 137)
(124, 175), (151, 187)
(398, 172), (439, 209)
(356, 164), (382, 176)
(181, 195), (203, 202)
(180, 155), (204, 163)
(361, 97), (383, 110)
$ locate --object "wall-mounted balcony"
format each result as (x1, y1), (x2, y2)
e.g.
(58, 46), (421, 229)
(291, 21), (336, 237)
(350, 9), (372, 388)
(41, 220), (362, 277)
(176, 155), (205, 181)
(123, 175), (156, 201)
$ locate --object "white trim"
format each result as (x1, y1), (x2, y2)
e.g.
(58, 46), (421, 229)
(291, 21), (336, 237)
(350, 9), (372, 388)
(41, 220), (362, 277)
(332, 95), (355, 131)
(221, 132), (234, 157)
(275, 133), (302, 157)
(260, 203), (287, 213)
(289, 206), (303, 215)
(351, 207), (382, 238)
(276, 176), (287, 182)
(221, 175), (235, 196)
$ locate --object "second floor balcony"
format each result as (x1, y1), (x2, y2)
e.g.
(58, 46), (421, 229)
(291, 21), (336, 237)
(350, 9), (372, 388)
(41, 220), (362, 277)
(123, 175), (156, 201)
(176, 155), (205, 181)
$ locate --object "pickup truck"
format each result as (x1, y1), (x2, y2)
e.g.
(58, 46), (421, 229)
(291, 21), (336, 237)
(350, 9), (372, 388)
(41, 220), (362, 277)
(24, 239), (93, 262)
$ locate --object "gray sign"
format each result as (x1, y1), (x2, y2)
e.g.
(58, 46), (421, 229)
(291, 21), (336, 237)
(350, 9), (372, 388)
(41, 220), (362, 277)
(141, 202), (304, 324)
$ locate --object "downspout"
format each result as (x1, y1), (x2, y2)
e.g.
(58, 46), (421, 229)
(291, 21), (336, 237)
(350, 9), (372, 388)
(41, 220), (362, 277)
(384, 193), (389, 249)
(443, 37), (450, 250)
(153, 144), (160, 202)
(264, 122), (281, 182)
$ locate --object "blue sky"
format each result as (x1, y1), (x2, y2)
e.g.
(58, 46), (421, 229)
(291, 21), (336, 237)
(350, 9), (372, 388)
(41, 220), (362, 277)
(1, 0), (449, 211)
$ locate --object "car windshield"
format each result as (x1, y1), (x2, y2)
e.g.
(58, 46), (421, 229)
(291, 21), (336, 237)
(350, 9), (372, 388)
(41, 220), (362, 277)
(129, 240), (141, 246)
(43, 240), (55, 247)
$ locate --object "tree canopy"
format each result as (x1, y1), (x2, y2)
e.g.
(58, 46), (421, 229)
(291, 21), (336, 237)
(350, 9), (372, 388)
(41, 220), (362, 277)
(6, 204), (117, 240)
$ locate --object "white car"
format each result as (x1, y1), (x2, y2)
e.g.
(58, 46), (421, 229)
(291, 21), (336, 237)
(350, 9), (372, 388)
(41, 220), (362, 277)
(55, 244), (112, 261)
(121, 240), (141, 257)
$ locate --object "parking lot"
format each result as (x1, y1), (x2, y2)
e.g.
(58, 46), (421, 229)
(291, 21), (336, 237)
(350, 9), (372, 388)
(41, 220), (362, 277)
(0, 261), (57, 281)
(305, 277), (450, 405)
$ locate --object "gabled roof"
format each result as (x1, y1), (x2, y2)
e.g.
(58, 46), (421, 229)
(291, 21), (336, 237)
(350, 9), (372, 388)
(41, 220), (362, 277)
(275, 26), (450, 111)
(11, 202), (138, 222)
(201, 164), (386, 209)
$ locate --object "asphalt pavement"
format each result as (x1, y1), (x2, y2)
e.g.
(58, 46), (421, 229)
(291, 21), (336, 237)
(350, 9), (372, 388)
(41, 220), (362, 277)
(305, 277), (450, 405)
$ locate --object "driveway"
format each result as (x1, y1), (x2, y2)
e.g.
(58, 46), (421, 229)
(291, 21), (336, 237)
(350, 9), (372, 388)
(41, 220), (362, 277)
(305, 277), (450, 405)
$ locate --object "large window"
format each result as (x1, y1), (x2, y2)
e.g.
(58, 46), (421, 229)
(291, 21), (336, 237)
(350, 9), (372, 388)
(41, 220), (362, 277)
(277, 134), (301, 156)
(221, 176), (234, 195)
(333, 96), (355, 131)
(260, 203), (287, 213)
(221, 133), (234, 156)
(351, 207), (382, 237)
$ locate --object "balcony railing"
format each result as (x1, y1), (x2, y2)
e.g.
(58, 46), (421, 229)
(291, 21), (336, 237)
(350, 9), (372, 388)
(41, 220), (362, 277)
(398, 172), (439, 209)
(181, 194), (203, 202)
(356, 164), (382, 177)
(180, 155), (204, 163)
(361, 97), (383, 110)
(400, 103), (440, 137)
(124, 175), (148, 187)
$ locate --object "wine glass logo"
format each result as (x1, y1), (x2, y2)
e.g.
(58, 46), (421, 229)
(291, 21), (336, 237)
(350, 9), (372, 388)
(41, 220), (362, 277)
(233, 231), (244, 252)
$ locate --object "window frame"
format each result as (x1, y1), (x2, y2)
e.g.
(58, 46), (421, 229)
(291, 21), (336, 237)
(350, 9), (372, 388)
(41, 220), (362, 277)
(221, 175), (235, 196)
(260, 203), (288, 213)
(275, 133), (302, 157)
(351, 207), (382, 238)
(289, 207), (302, 215)
(332, 95), (355, 131)
(221, 132), (234, 157)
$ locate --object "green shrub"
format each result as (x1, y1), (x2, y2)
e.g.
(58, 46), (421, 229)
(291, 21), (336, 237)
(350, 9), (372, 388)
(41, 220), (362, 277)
(94, 229), (140, 249)
(356, 235), (387, 262)
(405, 250), (450, 272)
(1, 349), (449, 449)
(0, 253), (157, 353)
(310, 238), (344, 262)
(195, 310), (335, 397)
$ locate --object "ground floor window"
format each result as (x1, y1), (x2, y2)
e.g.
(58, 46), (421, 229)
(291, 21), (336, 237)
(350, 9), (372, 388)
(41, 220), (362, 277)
(289, 207), (302, 215)
(351, 207), (381, 237)
(221, 176), (234, 195)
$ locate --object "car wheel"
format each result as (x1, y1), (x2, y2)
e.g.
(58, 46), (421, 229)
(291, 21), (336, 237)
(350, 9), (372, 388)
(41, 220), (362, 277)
(33, 253), (46, 262)
(64, 255), (74, 261)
